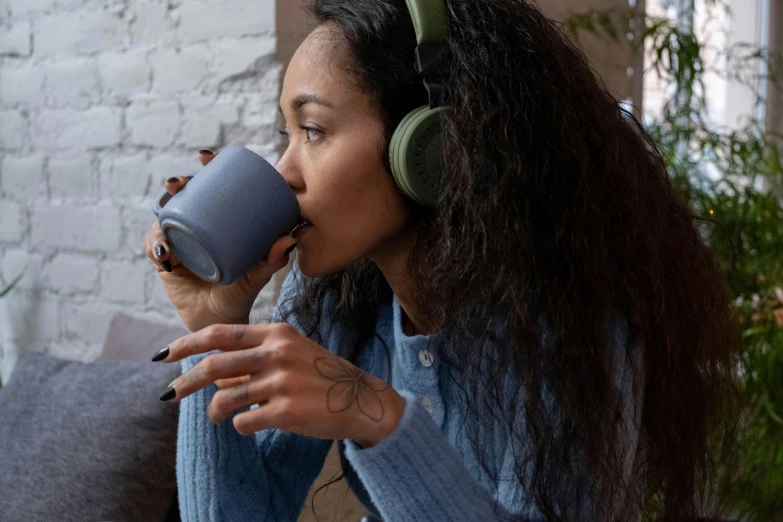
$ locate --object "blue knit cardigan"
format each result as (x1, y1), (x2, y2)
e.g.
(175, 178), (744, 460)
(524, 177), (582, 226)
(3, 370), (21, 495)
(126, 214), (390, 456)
(175, 261), (643, 521)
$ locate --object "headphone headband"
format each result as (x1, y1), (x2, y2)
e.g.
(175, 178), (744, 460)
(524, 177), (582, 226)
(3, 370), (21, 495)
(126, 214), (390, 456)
(404, 0), (449, 46)
(405, 0), (450, 108)
(391, 0), (450, 208)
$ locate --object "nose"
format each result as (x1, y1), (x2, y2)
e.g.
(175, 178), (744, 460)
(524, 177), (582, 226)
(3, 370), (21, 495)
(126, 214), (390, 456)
(274, 150), (300, 191)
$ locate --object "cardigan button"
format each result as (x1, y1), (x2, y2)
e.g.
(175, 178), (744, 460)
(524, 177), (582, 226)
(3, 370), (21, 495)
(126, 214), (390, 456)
(420, 396), (434, 414)
(418, 349), (433, 367)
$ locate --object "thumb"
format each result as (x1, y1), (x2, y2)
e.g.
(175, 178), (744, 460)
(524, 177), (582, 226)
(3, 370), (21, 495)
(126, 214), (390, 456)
(244, 236), (298, 291)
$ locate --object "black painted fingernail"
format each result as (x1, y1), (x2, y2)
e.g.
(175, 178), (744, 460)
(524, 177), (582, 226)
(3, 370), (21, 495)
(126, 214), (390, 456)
(161, 260), (173, 272)
(199, 149), (214, 155)
(166, 177), (179, 184)
(285, 242), (298, 255)
(151, 346), (170, 362)
(155, 244), (166, 258)
(159, 386), (176, 402)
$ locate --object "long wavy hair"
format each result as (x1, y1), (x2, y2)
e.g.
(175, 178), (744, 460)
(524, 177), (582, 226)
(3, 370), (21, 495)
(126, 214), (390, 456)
(274, 1), (742, 520)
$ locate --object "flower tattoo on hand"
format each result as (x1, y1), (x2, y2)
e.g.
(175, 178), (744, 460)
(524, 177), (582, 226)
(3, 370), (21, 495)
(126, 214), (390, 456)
(314, 357), (390, 422)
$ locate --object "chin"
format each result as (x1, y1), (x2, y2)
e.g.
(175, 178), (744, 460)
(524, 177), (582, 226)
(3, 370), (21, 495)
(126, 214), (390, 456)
(295, 248), (361, 280)
(294, 253), (330, 279)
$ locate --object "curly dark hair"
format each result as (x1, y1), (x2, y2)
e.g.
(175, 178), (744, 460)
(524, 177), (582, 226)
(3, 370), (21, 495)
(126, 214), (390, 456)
(273, 0), (742, 520)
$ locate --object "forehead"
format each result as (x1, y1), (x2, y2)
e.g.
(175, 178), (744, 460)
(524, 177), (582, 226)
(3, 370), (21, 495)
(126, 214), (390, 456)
(280, 24), (366, 113)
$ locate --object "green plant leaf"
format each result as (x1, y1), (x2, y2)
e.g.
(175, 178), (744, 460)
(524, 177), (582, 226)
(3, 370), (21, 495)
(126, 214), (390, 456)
(0, 270), (25, 298)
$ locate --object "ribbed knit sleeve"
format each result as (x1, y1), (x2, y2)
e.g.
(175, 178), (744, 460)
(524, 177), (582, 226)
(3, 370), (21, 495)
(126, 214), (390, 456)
(176, 352), (332, 521)
(176, 261), (333, 521)
(343, 390), (518, 522)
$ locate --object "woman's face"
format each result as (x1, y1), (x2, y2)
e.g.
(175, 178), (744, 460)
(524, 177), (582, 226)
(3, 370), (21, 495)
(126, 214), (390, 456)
(276, 24), (415, 279)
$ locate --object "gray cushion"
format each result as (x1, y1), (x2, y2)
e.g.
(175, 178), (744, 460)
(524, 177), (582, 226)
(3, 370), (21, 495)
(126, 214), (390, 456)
(101, 313), (189, 364)
(0, 350), (181, 522)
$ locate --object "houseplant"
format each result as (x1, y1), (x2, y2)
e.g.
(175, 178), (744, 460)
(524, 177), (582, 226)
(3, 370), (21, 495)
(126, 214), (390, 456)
(564, 2), (783, 520)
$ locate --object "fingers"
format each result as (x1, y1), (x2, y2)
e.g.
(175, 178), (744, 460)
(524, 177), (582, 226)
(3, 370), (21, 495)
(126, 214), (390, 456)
(215, 375), (251, 389)
(165, 175), (189, 196)
(243, 235), (298, 291)
(162, 322), (293, 362)
(161, 345), (278, 404)
(147, 149), (217, 273)
(208, 374), (287, 425)
(232, 398), (291, 435)
(163, 149), (215, 195)
(145, 221), (182, 273)
(273, 234), (299, 262)
(198, 149), (217, 166)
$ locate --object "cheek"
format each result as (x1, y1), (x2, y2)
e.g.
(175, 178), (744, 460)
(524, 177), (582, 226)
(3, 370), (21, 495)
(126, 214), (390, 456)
(317, 137), (398, 218)
(305, 143), (412, 256)
(325, 170), (404, 237)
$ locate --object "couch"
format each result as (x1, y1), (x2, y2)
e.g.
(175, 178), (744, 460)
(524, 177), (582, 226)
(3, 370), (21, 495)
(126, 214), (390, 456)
(0, 312), (369, 522)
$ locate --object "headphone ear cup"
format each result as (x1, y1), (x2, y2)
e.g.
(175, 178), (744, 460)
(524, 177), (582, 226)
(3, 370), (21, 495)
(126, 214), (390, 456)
(390, 106), (428, 197)
(389, 105), (448, 208)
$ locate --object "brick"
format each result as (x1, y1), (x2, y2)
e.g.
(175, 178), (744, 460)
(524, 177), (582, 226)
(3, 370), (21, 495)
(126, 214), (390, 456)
(149, 44), (211, 92)
(0, 340), (7, 385)
(127, 101), (180, 147)
(0, 294), (60, 342)
(41, 58), (100, 109)
(96, 50), (150, 98)
(103, 153), (151, 200)
(1, 154), (45, 201)
(147, 269), (172, 308)
(122, 204), (158, 257)
(32, 108), (122, 150)
(0, 64), (45, 105)
(100, 260), (146, 304)
(59, 0), (126, 13)
(35, 11), (126, 57)
(42, 253), (98, 293)
(178, 104), (239, 148)
(48, 153), (95, 199)
(243, 100), (278, 127)
(7, 0), (55, 18)
(30, 205), (121, 252)
(0, 200), (24, 241)
(148, 151), (197, 189)
(0, 110), (26, 150)
(62, 302), (124, 344)
(0, 22), (31, 57)
(211, 37), (276, 88)
(179, 0), (274, 43)
(2, 249), (45, 292)
(0, 0), (292, 377)
(247, 63), (281, 102)
(129, 1), (170, 46)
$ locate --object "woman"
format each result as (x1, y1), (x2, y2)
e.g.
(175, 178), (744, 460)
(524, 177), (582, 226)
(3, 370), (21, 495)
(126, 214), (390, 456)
(144, 0), (741, 520)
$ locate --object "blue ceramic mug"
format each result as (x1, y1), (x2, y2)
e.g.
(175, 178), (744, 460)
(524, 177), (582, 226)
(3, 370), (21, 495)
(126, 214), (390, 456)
(152, 145), (301, 286)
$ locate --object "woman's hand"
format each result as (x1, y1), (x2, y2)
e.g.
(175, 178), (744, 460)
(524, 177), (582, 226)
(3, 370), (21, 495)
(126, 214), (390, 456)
(154, 322), (406, 448)
(145, 150), (298, 331)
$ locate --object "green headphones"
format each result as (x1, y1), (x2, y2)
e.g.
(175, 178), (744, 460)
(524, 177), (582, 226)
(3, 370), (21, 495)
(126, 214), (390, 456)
(389, 0), (451, 208)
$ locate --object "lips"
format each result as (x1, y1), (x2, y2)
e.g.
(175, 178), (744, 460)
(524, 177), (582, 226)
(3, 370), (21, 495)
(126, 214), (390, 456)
(290, 220), (312, 238)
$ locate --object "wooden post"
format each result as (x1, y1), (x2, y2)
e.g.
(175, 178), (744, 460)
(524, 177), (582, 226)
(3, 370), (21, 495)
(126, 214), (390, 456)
(535, 0), (634, 102)
(631, 0), (647, 121)
(766, 0), (782, 136)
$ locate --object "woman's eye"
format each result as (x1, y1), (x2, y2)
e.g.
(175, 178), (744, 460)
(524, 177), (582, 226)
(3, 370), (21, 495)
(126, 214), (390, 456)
(276, 126), (321, 143)
(300, 125), (321, 141)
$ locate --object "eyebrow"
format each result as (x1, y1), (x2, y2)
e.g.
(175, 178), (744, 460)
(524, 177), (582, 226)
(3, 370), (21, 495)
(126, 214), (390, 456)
(278, 94), (333, 114)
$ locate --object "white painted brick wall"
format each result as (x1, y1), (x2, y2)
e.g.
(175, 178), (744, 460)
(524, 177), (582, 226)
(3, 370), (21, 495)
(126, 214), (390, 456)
(0, 0), (284, 383)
